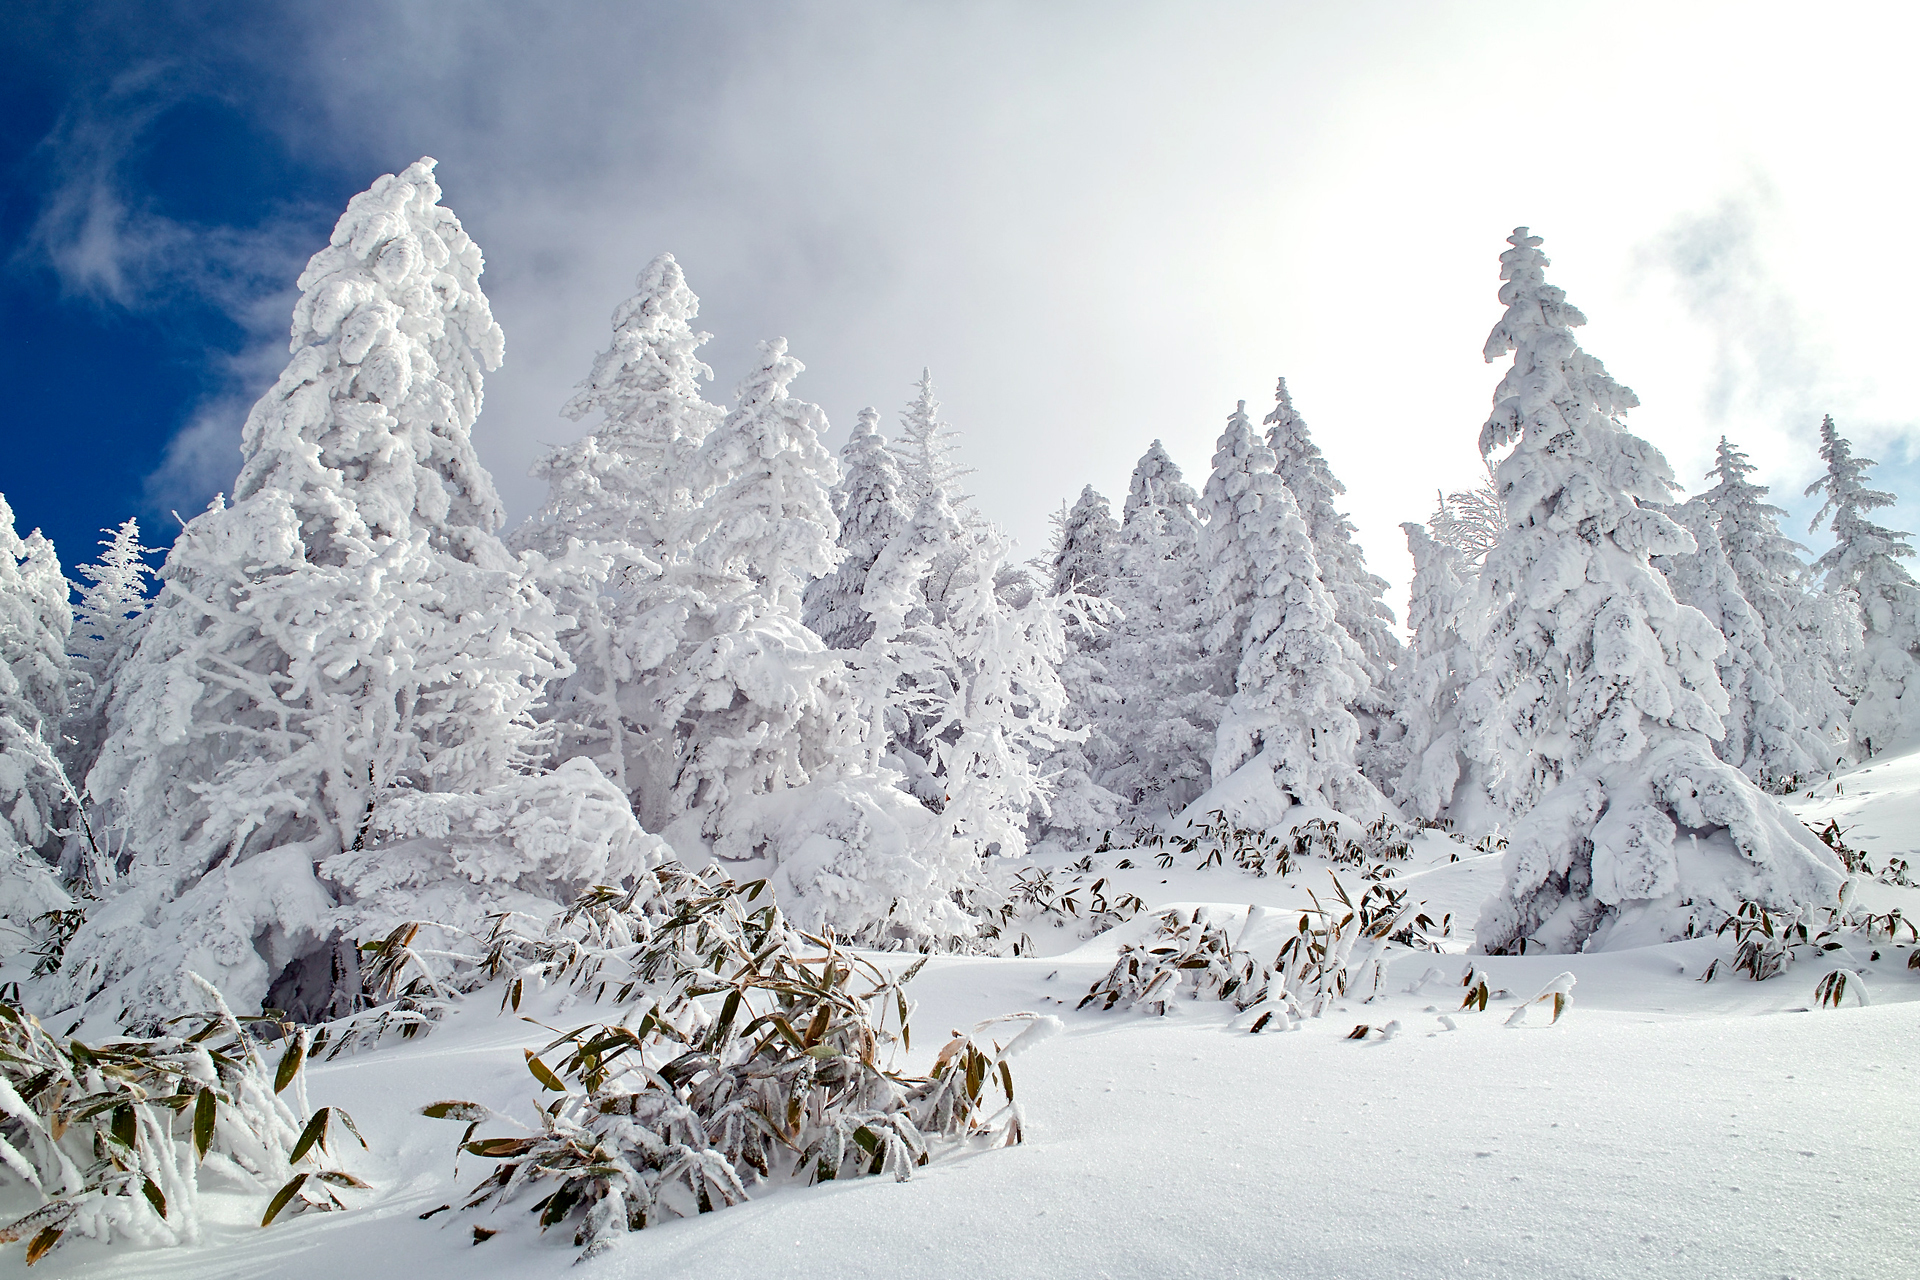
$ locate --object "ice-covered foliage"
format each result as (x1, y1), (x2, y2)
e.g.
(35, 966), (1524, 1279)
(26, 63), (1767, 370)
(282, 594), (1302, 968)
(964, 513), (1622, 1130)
(54, 159), (583, 1025)
(1699, 437), (1853, 754)
(1031, 487), (1123, 852)
(0, 980), (364, 1264)
(1429, 463), (1504, 570)
(420, 866), (1051, 1260)
(1262, 377), (1404, 695)
(1464, 228), (1840, 954)
(60, 519), (155, 862)
(804, 408), (911, 652)
(0, 495), (77, 958)
(1201, 403), (1385, 823)
(1655, 501), (1828, 789)
(1392, 521), (1479, 822)
(892, 369), (977, 523)
(1806, 415), (1920, 755)
(1099, 441), (1220, 815)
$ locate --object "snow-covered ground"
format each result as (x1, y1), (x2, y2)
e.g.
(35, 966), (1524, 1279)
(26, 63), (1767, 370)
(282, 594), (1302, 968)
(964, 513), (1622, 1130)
(29, 753), (1920, 1280)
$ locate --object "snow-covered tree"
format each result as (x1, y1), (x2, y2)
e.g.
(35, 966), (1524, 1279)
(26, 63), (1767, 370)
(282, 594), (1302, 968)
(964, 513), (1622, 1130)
(1806, 415), (1920, 755)
(514, 252), (722, 564)
(803, 407), (911, 651)
(1263, 377), (1404, 684)
(1463, 228), (1839, 955)
(1391, 521), (1478, 822)
(1430, 462), (1504, 570)
(1029, 487), (1122, 851)
(1698, 436), (1851, 754)
(62, 519), (156, 833)
(0, 495), (76, 956)
(1200, 404), (1384, 823)
(54, 159), (637, 1026)
(892, 369), (977, 522)
(1655, 500), (1828, 790)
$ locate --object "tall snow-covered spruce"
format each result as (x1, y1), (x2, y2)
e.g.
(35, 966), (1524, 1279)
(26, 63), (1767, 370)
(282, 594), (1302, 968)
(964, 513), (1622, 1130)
(804, 407), (912, 652)
(1806, 415), (1920, 756)
(1464, 228), (1839, 954)
(1199, 403), (1385, 824)
(56, 160), (659, 1027)
(1392, 521), (1478, 822)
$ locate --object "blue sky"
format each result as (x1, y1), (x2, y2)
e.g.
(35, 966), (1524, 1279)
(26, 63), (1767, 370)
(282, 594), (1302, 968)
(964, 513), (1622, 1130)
(3, 1), (1917, 600)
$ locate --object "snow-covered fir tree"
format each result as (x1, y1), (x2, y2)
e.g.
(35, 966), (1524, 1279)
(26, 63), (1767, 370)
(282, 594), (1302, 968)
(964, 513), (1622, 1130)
(55, 160), (652, 1027)
(1463, 228), (1839, 955)
(1430, 462), (1504, 570)
(1391, 521), (1478, 822)
(1262, 377), (1404, 686)
(1698, 436), (1852, 755)
(1100, 441), (1220, 815)
(1200, 404), (1384, 822)
(1655, 500), (1828, 790)
(1806, 415), (1920, 756)
(0, 495), (76, 957)
(892, 368), (977, 522)
(61, 519), (156, 845)
(1030, 487), (1122, 851)
(803, 407), (911, 651)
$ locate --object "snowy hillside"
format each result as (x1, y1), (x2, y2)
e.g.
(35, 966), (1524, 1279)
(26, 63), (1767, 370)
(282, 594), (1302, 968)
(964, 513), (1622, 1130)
(11, 746), (1911, 1280)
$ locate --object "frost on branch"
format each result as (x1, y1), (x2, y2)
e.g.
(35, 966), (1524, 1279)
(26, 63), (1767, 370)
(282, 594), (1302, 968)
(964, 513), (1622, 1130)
(1465, 228), (1840, 954)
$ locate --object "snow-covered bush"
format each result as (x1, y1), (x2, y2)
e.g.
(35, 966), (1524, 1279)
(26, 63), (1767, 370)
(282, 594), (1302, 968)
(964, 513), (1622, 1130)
(421, 863), (1055, 1259)
(0, 977), (365, 1265)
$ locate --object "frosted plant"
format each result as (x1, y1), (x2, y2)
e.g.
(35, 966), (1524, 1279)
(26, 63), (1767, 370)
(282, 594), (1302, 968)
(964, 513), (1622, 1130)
(1429, 461), (1504, 570)
(0, 495), (77, 957)
(1699, 436), (1851, 755)
(892, 368), (977, 524)
(1463, 228), (1840, 954)
(1391, 522), (1478, 822)
(1202, 405), (1385, 820)
(1806, 415), (1920, 755)
(1031, 487), (1123, 852)
(1654, 501), (1827, 789)
(60, 518), (155, 872)
(53, 160), (592, 1026)
(1100, 441), (1220, 815)
(804, 407), (912, 651)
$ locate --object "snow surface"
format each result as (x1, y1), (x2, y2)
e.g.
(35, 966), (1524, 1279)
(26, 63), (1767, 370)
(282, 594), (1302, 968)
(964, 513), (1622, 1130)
(23, 752), (1920, 1280)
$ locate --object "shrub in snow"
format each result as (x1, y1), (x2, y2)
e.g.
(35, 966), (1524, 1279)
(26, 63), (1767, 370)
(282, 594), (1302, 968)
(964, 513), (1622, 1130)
(1201, 402), (1388, 823)
(0, 495), (78, 960)
(420, 864), (1055, 1260)
(1654, 501), (1828, 790)
(1099, 441), (1220, 815)
(1463, 228), (1842, 954)
(1805, 415), (1920, 756)
(965, 861), (1145, 956)
(0, 978), (365, 1265)
(1699, 436), (1854, 754)
(54, 159), (585, 1026)
(1700, 879), (1917, 1000)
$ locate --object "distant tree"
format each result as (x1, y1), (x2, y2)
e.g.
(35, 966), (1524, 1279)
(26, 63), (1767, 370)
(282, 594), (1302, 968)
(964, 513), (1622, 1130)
(1031, 486), (1123, 851)
(1698, 436), (1852, 756)
(1463, 228), (1838, 955)
(804, 407), (912, 651)
(1429, 461), (1504, 570)
(892, 369), (977, 523)
(1391, 521), (1478, 822)
(1655, 500), (1828, 789)
(1806, 415), (1920, 755)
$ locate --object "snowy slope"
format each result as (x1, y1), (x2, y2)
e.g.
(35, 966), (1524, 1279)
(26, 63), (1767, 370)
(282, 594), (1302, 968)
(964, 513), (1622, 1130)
(26, 758), (1920, 1280)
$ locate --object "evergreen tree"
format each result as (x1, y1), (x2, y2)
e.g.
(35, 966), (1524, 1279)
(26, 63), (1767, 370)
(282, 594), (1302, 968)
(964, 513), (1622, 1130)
(1806, 415), (1920, 755)
(1263, 377), (1404, 684)
(1698, 436), (1851, 755)
(1202, 404), (1383, 820)
(1100, 441), (1219, 814)
(0, 495), (76, 956)
(55, 160), (635, 1025)
(1429, 462), (1504, 570)
(1391, 521), (1478, 822)
(62, 519), (156, 829)
(803, 408), (911, 651)
(892, 369), (977, 522)
(1463, 228), (1838, 955)
(1031, 487), (1123, 851)
(1655, 500), (1827, 789)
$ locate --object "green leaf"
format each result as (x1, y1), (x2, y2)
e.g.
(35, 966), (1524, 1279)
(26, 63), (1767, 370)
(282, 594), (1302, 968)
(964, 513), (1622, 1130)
(142, 1177), (167, 1219)
(524, 1051), (566, 1092)
(261, 1173), (308, 1227)
(274, 1034), (305, 1094)
(464, 1137), (535, 1158)
(110, 1102), (136, 1149)
(193, 1088), (216, 1160)
(289, 1108), (330, 1164)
